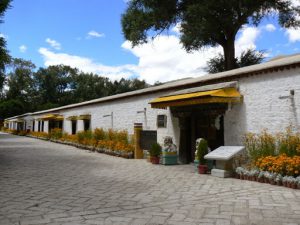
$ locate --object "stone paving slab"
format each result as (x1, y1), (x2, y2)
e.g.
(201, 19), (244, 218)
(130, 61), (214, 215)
(0, 133), (299, 225)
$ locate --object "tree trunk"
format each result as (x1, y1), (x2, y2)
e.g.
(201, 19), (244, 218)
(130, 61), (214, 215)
(223, 38), (236, 71)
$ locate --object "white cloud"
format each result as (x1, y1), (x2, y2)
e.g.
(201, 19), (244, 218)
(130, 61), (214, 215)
(19, 45), (27, 53)
(122, 36), (222, 83)
(291, 0), (300, 7)
(284, 1), (300, 43)
(38, 47), (136, 81)
(265, 24), (276, 32)
(46, 38), (61, 50)
(171, 23), (181, 35)
(0, 33), (8, 40)
(285, 28), (300, 42)
(87, 30), (105, 38)
(39, 25), (260, 84)
(235, 26), (260, 54)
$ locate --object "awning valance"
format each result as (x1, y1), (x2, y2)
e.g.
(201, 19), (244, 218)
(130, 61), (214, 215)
(150, 87), (242, 109)
(40, 114), (64, 121)
(56, 115), (64, 121)
(66, 116), (78, 121)
(78, 114), (91, 120)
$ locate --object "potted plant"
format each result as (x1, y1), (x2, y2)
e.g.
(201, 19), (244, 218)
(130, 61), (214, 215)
(282, 176), (288, 187)
(296, 176), (300, 189)
(249, 169), (259, 181)
(258, 171), (265, 183)
(149, 143), (162, 164)
(196, 138), (208, 174)
(275, 174), (283, 186)
(235, 167), (244, 179)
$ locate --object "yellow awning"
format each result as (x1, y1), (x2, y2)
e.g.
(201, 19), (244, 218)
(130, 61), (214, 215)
(78, 114), (91, 120)
(56, 115), (64, 121)
(150, 88), (242, 108)
(41, 114), (64, 121)
(66, 116), (78, 121)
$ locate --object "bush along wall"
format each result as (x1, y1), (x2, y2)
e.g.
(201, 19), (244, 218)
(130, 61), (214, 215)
(236, 127), (300, 189)
(5, 127), (135, 159)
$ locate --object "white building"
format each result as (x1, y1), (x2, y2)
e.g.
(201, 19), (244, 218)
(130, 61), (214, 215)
(4, 54), (300, 163)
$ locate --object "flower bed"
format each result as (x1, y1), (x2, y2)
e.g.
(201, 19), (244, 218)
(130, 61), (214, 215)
(255, 154), (300, 177)
(7, 128), (135, 159)
(235, 167), (300, 189)
(235, 127), (300, 189)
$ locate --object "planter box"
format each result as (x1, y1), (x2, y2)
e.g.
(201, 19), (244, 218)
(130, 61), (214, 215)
(162, 154), (177, 165)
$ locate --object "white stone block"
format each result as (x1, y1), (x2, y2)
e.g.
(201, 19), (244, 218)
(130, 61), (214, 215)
(211, 169), (232, 178)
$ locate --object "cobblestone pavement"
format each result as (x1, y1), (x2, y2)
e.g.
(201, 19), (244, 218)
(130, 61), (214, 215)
(0, 133), (300, 225)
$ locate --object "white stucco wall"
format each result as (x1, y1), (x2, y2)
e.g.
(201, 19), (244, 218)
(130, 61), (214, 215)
(224, 68), (300, 145)
(56, 91), (180, 147)
(8, 66), (300, 152)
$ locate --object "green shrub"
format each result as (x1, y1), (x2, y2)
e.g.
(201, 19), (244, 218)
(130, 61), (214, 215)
(244, 130), (276, 163)
(149, 143), (161, 157)
(197, 139), (208, 164)
(107, 129), (116, 141)
(94, 128), (106, 141)
(49, 128), (63, 140)
(116, 130), (129, 144)
(18, 130), (27, 136)
(77, 130), (93, 144)
(277, 127), (300, 157)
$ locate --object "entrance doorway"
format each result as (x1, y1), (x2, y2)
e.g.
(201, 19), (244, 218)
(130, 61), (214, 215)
(172, 104), (227, 163)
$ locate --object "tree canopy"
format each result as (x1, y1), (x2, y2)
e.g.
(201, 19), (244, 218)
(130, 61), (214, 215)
(207, 49), (265, 74)
(0, 59), (149, 118)
(0, 0), (11, 92)
(122, 0), (300, 71)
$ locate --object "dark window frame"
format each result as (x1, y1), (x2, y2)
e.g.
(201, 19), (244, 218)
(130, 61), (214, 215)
(157, 115), (167, 128)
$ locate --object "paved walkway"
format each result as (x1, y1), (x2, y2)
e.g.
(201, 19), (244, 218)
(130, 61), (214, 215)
(0, 133), (299, 225)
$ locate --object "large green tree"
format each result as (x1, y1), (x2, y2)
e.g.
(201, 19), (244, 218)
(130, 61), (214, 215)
(0, 0), (11, 92)
(122, 0), (300, 71)
(34, 65), (77, 108)
(6, 58), (36, 106)
(207, 49), (265, 74)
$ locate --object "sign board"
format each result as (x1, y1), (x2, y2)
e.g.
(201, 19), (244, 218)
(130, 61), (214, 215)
(204, 146), (245, 161)
(140, 130), (157, 150)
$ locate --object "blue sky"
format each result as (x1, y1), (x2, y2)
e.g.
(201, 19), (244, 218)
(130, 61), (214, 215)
(1, 0), (300, 84)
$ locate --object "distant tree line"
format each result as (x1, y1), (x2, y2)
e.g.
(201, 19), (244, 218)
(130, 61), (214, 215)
(0, 58), (149, 119)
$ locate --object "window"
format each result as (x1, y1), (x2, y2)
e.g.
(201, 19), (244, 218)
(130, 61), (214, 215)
(41, 121), (44, 132)
(157, 115), (167, 128)
(71, 120), (77, 135)
(83, 119), (90, 131)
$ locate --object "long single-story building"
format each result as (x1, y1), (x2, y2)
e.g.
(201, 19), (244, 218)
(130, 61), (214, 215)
(4, 54), (300, 163)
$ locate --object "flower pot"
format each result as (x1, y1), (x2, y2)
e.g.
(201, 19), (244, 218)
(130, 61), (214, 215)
(264, 178), (269, 183)
(162, 153), (177, 165)
(291, 183), (297, 189)
(198, 164), (208, 174)
(150, 156), (160, 164)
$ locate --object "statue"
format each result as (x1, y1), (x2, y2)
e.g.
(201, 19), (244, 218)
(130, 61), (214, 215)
(162, 136), (177, 153)
(162, 136), (178, 165)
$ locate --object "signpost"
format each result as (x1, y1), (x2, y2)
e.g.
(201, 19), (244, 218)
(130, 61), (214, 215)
(140, 130), (157, 150)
